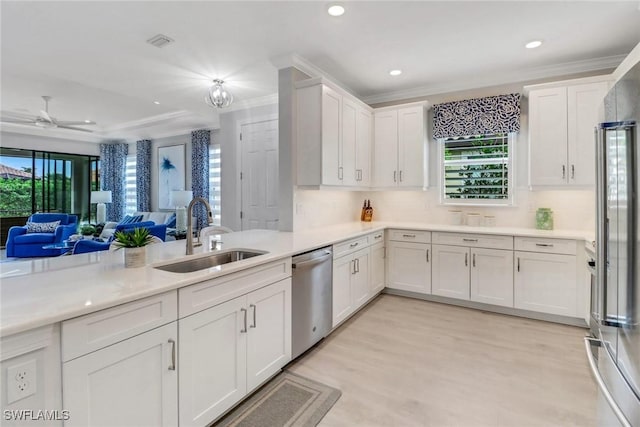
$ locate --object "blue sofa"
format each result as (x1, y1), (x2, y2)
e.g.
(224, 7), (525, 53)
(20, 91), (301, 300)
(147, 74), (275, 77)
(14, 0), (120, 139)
(6, 213), (79, 258)
(73, 222), (167, 255)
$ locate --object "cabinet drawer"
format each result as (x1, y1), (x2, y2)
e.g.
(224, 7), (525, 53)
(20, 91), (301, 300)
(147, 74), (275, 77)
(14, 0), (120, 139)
(369, 231), (385, 245)
(432, 232), (512, 250)
(333, 235), (369, 258)
(515, 237), (577, 255)
(179, 258), (291, 318)
(62, 291), (177, 362)
(388, 229), (431, 243)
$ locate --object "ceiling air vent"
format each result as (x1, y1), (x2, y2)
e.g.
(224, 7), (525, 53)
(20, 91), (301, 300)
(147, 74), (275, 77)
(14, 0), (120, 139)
(146, 34), (174, 48)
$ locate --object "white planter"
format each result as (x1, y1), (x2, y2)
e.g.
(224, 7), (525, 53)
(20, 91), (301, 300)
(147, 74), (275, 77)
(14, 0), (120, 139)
(124, 247), (146, 268)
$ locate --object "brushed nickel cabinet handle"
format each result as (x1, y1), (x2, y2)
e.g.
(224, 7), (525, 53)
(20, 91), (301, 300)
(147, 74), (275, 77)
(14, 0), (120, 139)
(517, 257), (520, 272)
(250, 304), (257, 328)
(535, 243), (554, 247)
(355, 258), (360, 273)
(374, 234), (382, 239)
(463, 238), (478, 242)
(465, 252), (468, 267)
(562, 165), (566, 179)
(571, 164), (575, 179)
(240, 308), (247, 333)
(350, 242), (359, 248)
(399, 170), (403, 182)
(351, 260), (356, 275)
(472, 253), (476, 267)
(394, 171), (397, 182)
(168, 339), (176, 371)
(338, 167), (343, 180)
(426, 249), (429, 263)
(403, 234), (416, 238)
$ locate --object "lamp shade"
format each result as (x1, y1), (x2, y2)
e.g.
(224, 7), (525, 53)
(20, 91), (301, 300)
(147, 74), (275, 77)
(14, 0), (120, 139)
(170, 190), (193, 207)
(91, 190), (112, 204)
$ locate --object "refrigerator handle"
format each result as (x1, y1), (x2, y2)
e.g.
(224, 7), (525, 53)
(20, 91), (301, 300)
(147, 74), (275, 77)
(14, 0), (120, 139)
(584, 337), (632, 427)
(595, 126), (607, 326)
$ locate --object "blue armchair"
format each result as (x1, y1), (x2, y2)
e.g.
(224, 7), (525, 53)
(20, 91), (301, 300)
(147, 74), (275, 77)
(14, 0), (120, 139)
(6, 213), (78, 258)
(72, 222), (167, 255)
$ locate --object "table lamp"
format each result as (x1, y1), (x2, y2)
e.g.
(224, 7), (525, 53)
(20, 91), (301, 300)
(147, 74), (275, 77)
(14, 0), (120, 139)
(170, 190), (192, 232)
(91, 190), (112, 224)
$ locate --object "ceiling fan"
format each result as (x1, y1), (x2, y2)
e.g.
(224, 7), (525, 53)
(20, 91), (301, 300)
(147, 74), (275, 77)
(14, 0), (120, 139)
(0, 96), (97, 132)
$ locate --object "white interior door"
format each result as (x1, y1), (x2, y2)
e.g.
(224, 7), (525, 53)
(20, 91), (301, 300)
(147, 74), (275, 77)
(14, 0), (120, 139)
(241, 119), (279, 230)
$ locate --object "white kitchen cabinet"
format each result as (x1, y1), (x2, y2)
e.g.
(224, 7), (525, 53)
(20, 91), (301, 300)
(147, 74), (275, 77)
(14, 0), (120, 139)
(528, 78), (609, 187)
(332, 247), (370, 327)
(373, 103), (427, 188)
(179, 279), (291, 427)
(296, 79), (373, 188)
(514, 251), (578, 317)
(470, 248), (514, 307)
(63, 322), (178, 427)
(370, 241), (386, 294)
(387, 241), (431, 294)
(432, 244), (470, 300)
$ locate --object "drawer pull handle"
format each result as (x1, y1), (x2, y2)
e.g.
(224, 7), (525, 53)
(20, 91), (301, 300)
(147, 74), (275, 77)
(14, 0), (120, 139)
(240, 308), (248, 333)
(168, 339), (176, 371)
(350, 242), (359, 248)
(535, 243), (554, 247)
(463, 238), (478, 242)
(403, 234), (416, 238)
(374, 234), (382, 239)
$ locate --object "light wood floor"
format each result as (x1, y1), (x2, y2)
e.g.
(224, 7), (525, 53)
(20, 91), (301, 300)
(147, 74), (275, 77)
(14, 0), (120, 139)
(287, 294), (596, 427)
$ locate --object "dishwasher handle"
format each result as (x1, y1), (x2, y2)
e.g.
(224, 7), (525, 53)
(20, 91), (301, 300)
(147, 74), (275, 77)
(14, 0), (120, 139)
(292, 252), (332, 269)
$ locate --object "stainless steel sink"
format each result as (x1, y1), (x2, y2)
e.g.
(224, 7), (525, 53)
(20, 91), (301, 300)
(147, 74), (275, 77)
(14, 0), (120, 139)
(154, 249), (267, 273)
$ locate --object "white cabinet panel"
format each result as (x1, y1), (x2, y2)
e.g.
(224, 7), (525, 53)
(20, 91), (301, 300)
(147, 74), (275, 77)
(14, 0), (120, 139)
(370, 242), (386, 295)
(398, 106), (426, 187)
(514, 251), (578, 317)
(342, 97), (358, 186)
(352, 248), (370, 310)
(63, 323), (178, 427)
(432, 245), (470, 300)
(356, 108), (372, 186)
(470, 248), (513, 307)
(332, 255), (353, 327)
(322, 85), (343, 186)
(387, 241), (431, 294)
(373, 110), (399, 187)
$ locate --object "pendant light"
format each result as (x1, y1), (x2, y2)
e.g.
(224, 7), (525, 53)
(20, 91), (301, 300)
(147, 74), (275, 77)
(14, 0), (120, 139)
(205, 79), (233, 108)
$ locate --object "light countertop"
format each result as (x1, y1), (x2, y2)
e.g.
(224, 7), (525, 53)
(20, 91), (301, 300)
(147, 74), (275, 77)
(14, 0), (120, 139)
(0, 221), (592, 337)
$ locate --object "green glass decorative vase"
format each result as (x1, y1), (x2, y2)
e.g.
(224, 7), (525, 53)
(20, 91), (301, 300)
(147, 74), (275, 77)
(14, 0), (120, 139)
(535, 208), (554, 230)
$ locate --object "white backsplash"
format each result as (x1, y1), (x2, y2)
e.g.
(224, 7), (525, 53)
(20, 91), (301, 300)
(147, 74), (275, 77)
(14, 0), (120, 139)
(293, 187), (596, 232)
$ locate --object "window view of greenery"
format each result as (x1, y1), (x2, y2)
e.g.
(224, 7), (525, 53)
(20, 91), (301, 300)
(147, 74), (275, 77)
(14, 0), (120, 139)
(443, 134), (510, 202)
(0, 148), (99, 222)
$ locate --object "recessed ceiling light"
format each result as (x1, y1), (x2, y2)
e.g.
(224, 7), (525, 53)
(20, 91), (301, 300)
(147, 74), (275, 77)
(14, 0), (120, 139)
(84, 120), (92, 123)
(153, 101), (160, 105)
(389, 69), (402, 76)
(525, 40), (543, 49)
(327, 5), (345, 16)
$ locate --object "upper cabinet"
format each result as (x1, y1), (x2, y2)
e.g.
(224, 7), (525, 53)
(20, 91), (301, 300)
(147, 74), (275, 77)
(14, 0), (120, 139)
(373, 104), (427, 189)
(527, 77), (610, 187)
(296, 79), (372, 188)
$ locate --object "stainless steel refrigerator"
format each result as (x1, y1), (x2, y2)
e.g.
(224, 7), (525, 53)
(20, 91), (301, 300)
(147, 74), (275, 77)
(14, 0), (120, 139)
(589, 61), (640, 427)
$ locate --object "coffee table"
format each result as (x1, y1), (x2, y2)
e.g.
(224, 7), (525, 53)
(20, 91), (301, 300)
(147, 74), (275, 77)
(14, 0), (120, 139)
(42, 241), (76, 255)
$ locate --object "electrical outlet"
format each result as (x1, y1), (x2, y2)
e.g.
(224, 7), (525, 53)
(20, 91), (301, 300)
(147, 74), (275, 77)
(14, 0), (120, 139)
(6, 359), (36, 404)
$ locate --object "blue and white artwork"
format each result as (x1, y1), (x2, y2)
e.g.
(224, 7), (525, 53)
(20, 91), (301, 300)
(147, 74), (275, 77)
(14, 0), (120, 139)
(158, 144), (186, 210)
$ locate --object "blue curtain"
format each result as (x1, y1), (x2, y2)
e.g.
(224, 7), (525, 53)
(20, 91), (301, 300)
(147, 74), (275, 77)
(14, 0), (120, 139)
(99, 141), (128, 222)
(191, 129), (210, 230)
(433, 93), (521, 139)
(136, 139), (152, 212)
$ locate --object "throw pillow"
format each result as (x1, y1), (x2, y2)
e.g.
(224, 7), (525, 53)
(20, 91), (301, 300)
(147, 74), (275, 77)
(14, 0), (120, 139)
(119, 214), (143, 225)
(165, 212), (177, 228)
(26, 220), (60, 233)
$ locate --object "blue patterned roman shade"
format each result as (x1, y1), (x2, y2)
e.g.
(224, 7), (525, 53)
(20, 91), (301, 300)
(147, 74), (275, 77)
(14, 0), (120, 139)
(433, 93), (521, 139)
(191, 129), (210, 230)
(136, 139), (152, 212)
(99, 141), (129, 222)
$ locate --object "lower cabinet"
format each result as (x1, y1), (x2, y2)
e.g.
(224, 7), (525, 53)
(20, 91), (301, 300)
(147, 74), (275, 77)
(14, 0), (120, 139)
(179, 278), (291, 427)
(387, 241), (431, 294)
(370, 241), (386, 294)
(332, 247), (370, 327)
(62, 322), (179, 427)
(432, 244), (470, 299)
(514, 251), (577, 317)
(470, 248), (514, 307)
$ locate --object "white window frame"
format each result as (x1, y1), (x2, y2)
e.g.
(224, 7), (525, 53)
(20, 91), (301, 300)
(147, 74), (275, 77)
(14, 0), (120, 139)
(438, 133), (516, 207)
(124, 154), (137, 215)
(209, 144), (221, 225)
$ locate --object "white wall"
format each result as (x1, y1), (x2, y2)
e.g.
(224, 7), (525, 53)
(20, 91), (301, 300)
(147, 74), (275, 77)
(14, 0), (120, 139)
(0, 131), (100, 155)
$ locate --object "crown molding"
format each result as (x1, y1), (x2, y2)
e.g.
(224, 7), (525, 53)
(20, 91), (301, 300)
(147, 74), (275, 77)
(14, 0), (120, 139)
(362, 54), (625, 105)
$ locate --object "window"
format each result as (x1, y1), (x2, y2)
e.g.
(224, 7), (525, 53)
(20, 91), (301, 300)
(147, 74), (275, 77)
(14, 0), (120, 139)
(209, 144), (221, 225)
(440, 133), (514, 205)
(124, 154), (137, 215)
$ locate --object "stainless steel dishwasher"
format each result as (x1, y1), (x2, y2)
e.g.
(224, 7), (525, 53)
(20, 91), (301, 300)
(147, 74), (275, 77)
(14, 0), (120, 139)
(291, 246), (333, 360)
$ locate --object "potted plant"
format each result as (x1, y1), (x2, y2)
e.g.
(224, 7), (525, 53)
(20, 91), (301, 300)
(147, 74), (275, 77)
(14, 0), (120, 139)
(111, 227), (156, 268)
(80, 224), (96, 239)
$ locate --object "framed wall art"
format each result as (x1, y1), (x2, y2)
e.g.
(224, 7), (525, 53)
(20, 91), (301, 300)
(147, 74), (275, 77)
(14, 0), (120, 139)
(157, 144), (186, 210)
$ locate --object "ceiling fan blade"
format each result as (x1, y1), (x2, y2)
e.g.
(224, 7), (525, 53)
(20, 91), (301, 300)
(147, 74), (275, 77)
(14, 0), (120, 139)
(56, 120), (96, 126)
(0, 118), (36, 124)
(40, 110), (53, 122)
(0, 110), (37, 120)
(57, 125), (94, 132)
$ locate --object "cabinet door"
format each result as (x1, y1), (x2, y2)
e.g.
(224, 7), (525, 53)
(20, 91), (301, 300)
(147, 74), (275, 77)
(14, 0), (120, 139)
(397, 106), (425, 187)
(321, 85), (343, 186)
(470, 248), (514, 307)
(432, 244), (470, 300)
(63, 323), (178, 427)
(529, 87), (569, 186)
(373, 110), (398, 187)
(514, 251), (578, 317)
(246, 278), (292, 391)
(567, 82), (609, 186)
(370, 242), (385, 294)
(352, 248), (371, 310)
(387, 241), (430, 294)
(179, 297), (247, 427)
(341, 97), (358, 186)
(356, 107), (372, 187)
(333, 255), (354, 327)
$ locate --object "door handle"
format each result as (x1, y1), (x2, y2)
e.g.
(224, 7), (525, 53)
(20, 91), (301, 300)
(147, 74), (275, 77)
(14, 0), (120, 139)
(338, 166), (343, 180)
(240, 308), (247, 333)
(351, 259), (356, 275)
(571, 164), (575, 179)
(562, 165), (566, 179)
(517, 257), (520, 272)
(168, 339), (176, 371)
(355, 258), (360, 273)
(426, 249), (429, 263)
(465, 252), (468, 267)
(249, 304), (257, 328)
(399, 170), (403, 182)
(393, 171), (397, 182)
(472, 253), (476, 267)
